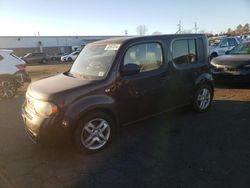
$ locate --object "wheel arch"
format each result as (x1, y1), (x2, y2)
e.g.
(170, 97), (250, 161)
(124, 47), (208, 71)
(193, 73), (214, 98)
(64, 95), (119, 132)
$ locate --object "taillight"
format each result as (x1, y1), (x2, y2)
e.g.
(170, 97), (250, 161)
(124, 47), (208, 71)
(16, 64), (26, 71)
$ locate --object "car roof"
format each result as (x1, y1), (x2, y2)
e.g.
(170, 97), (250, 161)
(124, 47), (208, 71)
(91, 34), (207, 45)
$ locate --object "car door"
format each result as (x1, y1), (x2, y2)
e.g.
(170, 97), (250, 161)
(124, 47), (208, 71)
(218, 38), (230, 55)
(228, 38), (238, 51)
(166, 37), (208, 106)
(30, 53), (39, 64)
(114, 42), (167, 124)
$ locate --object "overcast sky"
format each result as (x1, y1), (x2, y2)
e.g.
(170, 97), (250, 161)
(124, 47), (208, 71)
(0, 0), (249, 36)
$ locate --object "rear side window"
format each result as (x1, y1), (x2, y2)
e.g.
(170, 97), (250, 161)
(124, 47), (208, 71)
(172, 39), (197, 65)
(0, 55), (3, 61)
(124, 43), (163, 73)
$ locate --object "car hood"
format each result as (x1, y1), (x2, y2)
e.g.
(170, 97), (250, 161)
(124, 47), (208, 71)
(27, 73), (98, 103)
(211, 55), (250, 67)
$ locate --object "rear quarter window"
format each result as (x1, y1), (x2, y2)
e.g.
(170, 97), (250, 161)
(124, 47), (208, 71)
(172, 39), (197, 65)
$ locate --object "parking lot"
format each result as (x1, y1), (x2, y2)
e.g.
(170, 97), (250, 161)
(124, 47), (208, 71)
(0, 64), (250, 188)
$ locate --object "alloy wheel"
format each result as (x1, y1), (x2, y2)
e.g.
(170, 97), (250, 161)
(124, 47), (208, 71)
(80, 118), (111, 150)
(197, 88), (211, 110)
(0, 81), (16, 99)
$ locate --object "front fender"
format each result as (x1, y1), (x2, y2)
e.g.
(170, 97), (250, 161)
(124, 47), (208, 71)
(64, 95), (116, 128)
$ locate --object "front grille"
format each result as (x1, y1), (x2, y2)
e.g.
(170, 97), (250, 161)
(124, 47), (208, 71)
(223, 67), (239, 72)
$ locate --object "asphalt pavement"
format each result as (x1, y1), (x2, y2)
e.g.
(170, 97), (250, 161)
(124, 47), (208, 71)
(0, 64), (249, 188)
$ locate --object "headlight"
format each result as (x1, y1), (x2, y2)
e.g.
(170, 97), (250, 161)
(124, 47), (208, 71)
(33, 100), (58, 116)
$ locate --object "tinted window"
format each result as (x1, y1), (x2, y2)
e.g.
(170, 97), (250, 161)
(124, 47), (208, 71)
(124, 43), (163, 72)
(0, 55), (3, 61)
(172, 39), (197, 65)
(228, 38), (237, 46)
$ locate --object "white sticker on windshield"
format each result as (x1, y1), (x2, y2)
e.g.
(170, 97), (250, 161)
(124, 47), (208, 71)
(105, 44), (120, 51)
(98, 72), (105, 77)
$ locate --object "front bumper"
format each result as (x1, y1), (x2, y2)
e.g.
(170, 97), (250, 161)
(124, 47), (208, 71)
(212, 70), (250, 83)
(21, 100), (71, 144)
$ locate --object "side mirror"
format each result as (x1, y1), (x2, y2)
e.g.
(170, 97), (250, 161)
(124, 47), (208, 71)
(121, 63), (140, 76)
(225, 51), (230, 55)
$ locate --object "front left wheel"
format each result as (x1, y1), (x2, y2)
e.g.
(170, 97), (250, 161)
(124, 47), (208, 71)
(74, 112), (115, 153)
(0, 79), (17, 99)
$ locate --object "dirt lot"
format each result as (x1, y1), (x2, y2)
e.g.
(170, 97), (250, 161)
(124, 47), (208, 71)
(0, 64), (250, 188)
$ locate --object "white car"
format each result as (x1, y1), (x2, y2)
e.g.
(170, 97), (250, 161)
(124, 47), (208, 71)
(209, 37), (241, 59)
(0, 50), (31, 99)
(60, 51), (80, 62)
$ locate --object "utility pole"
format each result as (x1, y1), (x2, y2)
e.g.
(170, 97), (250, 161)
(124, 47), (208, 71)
(177, 20), (182, 34)
(194, 22), (199, 33)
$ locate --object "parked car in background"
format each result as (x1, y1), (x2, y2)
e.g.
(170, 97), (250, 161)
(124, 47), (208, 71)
(60, 51), (80, 62)
(22, 52), (49, 64)
(22, 34), (214, 153)
(0, 50), (31, 99)
(209, 36), (241, 59)
(49, 53), (65, 61)
(241, 35), (249, 42)
(211, 41), (250, 82)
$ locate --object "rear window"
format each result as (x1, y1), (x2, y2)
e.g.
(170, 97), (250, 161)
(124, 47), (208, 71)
(172, 39), (197, 65)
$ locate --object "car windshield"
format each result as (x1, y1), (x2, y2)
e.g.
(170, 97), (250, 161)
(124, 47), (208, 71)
(209, 39), (221, 47)
(69, 43), (121, 80)
(228, 43), (250, 55)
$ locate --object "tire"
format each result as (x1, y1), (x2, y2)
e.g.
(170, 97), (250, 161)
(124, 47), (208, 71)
(68, 57), (73, 62)
(192, 84), (213, 113)
(210, 53), (218, 60)
(41, 59), (48, 64)
(0, 79), (17, 99)
(74, 111), (115, 154)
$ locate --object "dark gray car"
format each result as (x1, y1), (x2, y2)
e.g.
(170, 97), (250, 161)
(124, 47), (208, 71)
(211, 41), (250, 82)
(22, 52), (48, 64)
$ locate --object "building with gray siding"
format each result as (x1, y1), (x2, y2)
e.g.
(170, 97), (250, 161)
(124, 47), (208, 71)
(0, 36), (122, 56)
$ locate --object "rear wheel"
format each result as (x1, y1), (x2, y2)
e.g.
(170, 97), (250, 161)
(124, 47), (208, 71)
(0, 79), (17, 99)
(210, 53), (218, 60)
(41, 59), (48, 64)
(193, 84), (213, 112)
(74, 112), (115, 153)
(68, 57), (73, 62)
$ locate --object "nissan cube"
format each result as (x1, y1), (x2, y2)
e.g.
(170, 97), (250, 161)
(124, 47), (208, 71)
(22, 34), (214, 153)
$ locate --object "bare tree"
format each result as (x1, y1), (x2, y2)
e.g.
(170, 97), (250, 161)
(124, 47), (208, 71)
(136, 25), (148, 36)
(243, 23), (250, 33)
(236, 24), (244, 35)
